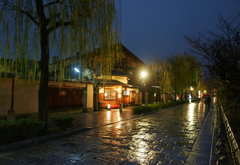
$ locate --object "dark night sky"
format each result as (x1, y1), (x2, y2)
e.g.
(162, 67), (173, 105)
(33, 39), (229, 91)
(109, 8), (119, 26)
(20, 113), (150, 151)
(115, 0), (240, 65)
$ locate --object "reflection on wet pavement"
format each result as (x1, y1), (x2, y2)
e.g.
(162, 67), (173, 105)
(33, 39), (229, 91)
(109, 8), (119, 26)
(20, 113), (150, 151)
(0, 101), (210, 164)
(72, 107), (138, 129)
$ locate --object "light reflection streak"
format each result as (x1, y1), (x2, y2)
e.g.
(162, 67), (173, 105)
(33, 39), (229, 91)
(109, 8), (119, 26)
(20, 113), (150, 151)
(213, 97), (216, 103)
(128, 121), (151, 164)
(116, 112), (121, 129)
(188, 103), (195, 126)
(107, 111), (111, 121)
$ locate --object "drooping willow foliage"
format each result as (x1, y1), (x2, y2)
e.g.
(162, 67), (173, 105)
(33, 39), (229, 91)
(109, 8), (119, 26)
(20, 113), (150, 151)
(0, 0), (121, 83)
(150, 59), (173, 103)
(168, 52), (201, 99)
(0, 0), (121, 126)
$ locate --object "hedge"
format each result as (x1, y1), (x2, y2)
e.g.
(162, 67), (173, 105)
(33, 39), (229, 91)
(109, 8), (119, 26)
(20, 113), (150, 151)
(133, 98), (201, 114)
(49, 115), (75, 131)
(0, 118), (44, 145)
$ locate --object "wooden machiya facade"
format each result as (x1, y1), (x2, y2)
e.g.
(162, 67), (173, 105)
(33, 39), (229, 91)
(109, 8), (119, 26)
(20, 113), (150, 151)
(98, 83), (141, 108)
(97, 44), (147, 108)
(47, 86), (83, 108)
(47, 80), (94, 113)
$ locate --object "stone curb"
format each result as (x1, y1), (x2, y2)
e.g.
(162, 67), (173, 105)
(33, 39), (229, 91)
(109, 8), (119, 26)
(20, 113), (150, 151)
(140, 110), (162, 116)
(0, 127), (92, 151)
(219, 101), (240, 165)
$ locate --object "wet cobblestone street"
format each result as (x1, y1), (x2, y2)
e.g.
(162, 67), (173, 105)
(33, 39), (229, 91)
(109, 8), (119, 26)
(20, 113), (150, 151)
(0, 101), (213, 164)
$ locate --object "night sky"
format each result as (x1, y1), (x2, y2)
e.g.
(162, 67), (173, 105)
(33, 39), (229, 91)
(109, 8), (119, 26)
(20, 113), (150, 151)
(115, 0), (240, 65)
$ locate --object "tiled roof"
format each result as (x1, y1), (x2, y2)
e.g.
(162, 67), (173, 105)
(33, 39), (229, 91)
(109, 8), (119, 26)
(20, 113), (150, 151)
(97, 79), (140, 88)
(111, 70), (131, 77)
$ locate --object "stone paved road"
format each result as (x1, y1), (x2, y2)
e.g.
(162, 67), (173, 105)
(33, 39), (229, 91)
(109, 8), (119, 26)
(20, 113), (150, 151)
(0, 101), (210, 165)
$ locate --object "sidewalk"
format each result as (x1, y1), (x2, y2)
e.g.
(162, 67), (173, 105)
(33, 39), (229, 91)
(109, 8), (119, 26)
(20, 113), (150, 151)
(185, 100), (217, 165)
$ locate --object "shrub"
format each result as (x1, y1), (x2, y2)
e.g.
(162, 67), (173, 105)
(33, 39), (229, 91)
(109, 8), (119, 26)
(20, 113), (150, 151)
(133, 99), (199, 115)
(132, 106), (144, 114)
(133, 104), (159, 114)
(50, 115), (75, 131)
(157, 103), (164, 109)
(144, 104), (158, 111)
(0, 118), (44, 145)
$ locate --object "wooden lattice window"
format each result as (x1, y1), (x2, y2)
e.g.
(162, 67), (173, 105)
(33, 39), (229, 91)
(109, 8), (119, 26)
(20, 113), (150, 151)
(104, 88), (116, 100)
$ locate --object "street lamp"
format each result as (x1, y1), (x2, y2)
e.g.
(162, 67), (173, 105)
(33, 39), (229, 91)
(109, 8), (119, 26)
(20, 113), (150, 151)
(141, 71), (146, 78)
(74, 68), (80, 72)
(141, 71), (146, 106)
(74, 68), (80, 80)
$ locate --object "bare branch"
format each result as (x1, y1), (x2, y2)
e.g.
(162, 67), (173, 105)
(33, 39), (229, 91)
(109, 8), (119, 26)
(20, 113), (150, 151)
(20, 9), (39, 26)
(47, 20), (74, 33)
(43, 0), (64, 8)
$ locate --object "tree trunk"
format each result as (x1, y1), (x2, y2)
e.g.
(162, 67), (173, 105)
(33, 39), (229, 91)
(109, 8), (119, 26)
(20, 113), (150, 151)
(181, 90), (183, 101)
(38, 27), (49, 131)
(164, 91), (166, 104)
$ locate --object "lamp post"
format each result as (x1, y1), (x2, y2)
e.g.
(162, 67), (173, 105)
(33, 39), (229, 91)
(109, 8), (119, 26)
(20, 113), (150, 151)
(141, 71), (146, 106)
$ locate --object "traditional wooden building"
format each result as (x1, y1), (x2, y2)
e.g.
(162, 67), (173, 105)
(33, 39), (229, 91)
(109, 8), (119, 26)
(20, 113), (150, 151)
(97, 45), (147, 108)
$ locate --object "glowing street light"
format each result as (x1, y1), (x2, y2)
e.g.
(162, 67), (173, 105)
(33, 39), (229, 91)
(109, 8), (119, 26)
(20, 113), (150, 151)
(74, 68), (80, 73)
(141, 71), (146, 78)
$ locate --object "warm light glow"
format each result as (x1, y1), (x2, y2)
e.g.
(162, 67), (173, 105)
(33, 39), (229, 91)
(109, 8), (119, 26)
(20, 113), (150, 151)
(107, 111), (111, 120)
(190, 86), (193, 91)
(116, 112), (121, 129)
(74, 68), (80, 73)
(105, 93), (107, 96)
(204, 90), (206, 93)
(118, 93), (121, 98)
(213, 97), (216, 103)
(108, 103), (110, 109)
(141, 71), (146, 77)
(188, 103), (195, 126)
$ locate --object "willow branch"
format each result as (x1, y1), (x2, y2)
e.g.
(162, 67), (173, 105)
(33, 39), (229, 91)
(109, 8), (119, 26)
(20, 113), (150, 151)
(43, 0), (63, 8)
(20, 9), (39, 26)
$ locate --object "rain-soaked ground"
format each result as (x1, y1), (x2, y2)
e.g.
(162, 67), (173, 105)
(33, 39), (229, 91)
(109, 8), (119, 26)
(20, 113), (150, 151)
(0, 100), (214, 165)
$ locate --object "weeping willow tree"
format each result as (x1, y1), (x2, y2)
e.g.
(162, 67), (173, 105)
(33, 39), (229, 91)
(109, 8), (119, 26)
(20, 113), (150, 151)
(151, 59), (172, 104)
(0, 0), (121, 129)
(168, 52), (200, 101)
